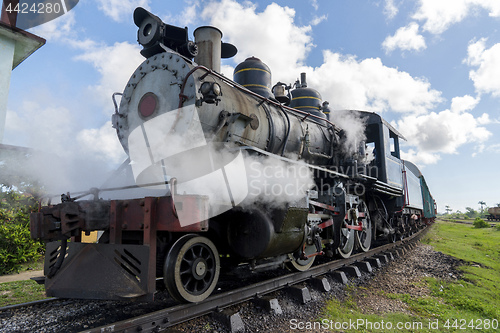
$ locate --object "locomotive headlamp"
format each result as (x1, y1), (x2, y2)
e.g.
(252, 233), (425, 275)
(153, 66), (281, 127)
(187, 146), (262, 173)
(133, 7), (198, 59)
(199, 82), (222, 105)
(137, 13), (162, 48)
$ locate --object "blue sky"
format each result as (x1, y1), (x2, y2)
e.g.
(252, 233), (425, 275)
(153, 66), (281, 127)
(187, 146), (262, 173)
(5, 0), (500, 213)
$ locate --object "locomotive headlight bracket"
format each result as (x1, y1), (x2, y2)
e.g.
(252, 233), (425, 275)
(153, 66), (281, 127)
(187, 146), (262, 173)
(134, 7), (198, 59)
(135, 8), (163, 49)
(199, 81), (222, 105)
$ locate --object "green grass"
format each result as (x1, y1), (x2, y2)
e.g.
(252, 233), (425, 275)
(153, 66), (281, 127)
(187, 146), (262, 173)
(0, 258), (47, 307)
(0, 280), (48, 307)
(318, 221), (500, 332)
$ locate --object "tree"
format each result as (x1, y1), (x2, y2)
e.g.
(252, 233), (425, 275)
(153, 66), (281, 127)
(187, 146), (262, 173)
(478, 201), (486, 214)
(465, 207), (478, 219)
(445, 205), (452, 215)
(0, 189), (44, 274)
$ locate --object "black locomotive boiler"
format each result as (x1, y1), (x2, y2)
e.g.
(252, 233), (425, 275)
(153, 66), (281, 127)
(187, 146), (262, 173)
(30, 8), (436, 303)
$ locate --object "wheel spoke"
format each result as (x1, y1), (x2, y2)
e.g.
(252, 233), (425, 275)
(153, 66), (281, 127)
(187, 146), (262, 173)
(182, 256), (195, 266)
(179, 267), (191, 275)
(197, 246), (205, 258)
(182, 276), (193, 289)
(189, 247), (197, 260)
(164, 235), (220, 303)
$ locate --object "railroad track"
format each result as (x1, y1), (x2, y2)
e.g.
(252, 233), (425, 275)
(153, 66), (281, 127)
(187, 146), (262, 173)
(0, 226), (429, 333)
(80, 226), (429, 333)
(0, 297), (57, 312)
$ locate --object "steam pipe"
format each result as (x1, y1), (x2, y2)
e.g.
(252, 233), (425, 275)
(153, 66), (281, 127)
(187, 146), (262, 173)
(279, 105), (291, 156)
(178, 65), (341, 132)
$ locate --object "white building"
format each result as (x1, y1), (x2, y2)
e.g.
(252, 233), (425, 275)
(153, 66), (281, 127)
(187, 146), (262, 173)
(0, 2), (45, 143)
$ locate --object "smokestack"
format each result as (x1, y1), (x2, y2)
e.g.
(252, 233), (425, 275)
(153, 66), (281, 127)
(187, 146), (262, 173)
(194, 26), (222, 73)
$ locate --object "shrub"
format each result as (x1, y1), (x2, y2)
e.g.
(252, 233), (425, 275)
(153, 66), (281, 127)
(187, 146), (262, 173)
(495, 224), (500, 232)
(0, 190), (44, 274)
(473, 217), (490, 229)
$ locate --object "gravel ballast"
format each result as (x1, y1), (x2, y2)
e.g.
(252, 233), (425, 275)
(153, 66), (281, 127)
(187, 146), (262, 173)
(0, 242), (464, 333)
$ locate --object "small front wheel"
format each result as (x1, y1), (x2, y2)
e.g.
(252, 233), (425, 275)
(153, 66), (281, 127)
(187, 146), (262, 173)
(164, 234), (220, 303)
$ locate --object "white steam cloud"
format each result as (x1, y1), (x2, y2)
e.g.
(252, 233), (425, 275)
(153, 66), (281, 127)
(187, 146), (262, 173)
(127, 105), (315, 225)
(330, 110), (367, 156)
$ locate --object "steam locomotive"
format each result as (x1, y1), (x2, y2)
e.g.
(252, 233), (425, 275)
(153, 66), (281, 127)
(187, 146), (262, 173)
(30, 8), (436, 303)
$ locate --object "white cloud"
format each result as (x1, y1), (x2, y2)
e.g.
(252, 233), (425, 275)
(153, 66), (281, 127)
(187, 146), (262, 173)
(473, 141), (500, 157)
(465, 38), (487, 66)
(401, 148), (440, 165)
(77, 121), (126, 163)
(396, 108), (492, 164)
(413, 0), (500, 34)
(465, 39), (500, 97)
(200, 0), (441, 114)
(486, 143), (500, 153)
(384, 0), (399, 19)
(308, 51), (443, 114)
(202, 0), (314, 77)
(476, 113), (491, 125)
(28, 10), (76, 42)
(310, 0), (319, 11)
(382, 22), (426, 54)
(310, 15), (328, 26)
(450, 94), (480, 113)
(177, 3), (199, 26)
(73, 41), (145, 108)
(95, 0), (150, 22)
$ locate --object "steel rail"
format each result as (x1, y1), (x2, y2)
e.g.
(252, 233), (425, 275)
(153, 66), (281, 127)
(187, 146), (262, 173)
(81, 226), (429, 333)
(0, 297), (58, 312)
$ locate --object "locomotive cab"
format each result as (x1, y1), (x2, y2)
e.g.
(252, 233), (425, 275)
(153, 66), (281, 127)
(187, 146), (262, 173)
(355, 110), (405, 188)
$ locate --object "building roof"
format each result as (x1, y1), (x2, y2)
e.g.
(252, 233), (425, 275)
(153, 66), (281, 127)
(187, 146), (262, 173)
(0, 21), (45, 69)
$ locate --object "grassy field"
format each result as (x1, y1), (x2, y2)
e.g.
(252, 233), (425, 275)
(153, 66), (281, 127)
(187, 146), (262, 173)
(319, 221), (500, 332)
(0, 259), (48, 307)
(0, 280), (48, 307)
(441, 217), (499, 225)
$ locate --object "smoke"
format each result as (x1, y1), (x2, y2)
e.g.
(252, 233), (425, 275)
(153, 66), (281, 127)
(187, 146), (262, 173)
(243, 154), (315, 208)
(1, 149), (122, 198)
(330, 110), (367, 157)
(3, 99), (126, 201)
(127, 105), (315, 225)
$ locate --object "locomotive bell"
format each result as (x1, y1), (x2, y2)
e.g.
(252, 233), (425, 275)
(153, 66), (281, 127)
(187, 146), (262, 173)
(272, 83), (290, 104)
